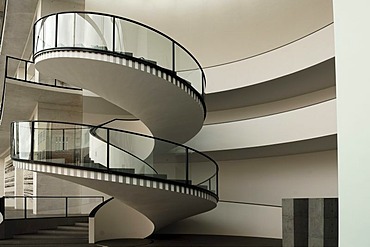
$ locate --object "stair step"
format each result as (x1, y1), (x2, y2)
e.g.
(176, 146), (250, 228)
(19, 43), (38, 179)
(14, 233), (87, 239)
(110, 168), (135, 174)
(83, 162), (106, 169)
(197, 185), (208, 190)
(171, 179), (192, 185)
(38, 229), (87, 235)
(75, 222), (89, 227)
(57, 225), (88, 231)
(139, 174), (167, 179)
(0, 238), (90, 245)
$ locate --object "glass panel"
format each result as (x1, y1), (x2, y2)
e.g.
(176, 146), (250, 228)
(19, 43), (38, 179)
(88, 128), (108, 169)
(152, 141), (187, 183)
(13, 122), (32, 160)
(175, 44), (202, 94)
(75, 13), (113, 51)
(188, 150), (217, 192)
(4, 197), (26, 219)
(7, 57), (26, 80)
(108, 129), (155, 175)
(67, 197), (103, 216)
(30, 197), (66, 218)
(34, 16), (56, 52)
(114, 19), (172, 69)
(57, 13), (74, 47)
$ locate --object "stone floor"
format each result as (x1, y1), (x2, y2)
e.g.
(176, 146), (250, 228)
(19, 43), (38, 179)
(98, 234), (282, 247)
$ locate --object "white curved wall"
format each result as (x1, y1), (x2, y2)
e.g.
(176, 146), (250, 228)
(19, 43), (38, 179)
(205, 87), (336, 124)
(161, 150), (337, 238)
(205, 24), (334, 93)
(85, 0), (333, 67)
(187, 99), (337, 151)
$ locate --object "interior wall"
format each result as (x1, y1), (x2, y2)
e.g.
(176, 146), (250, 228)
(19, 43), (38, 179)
(39, 0), (85, 16)
(160, 150), (338, 238)
(333, 0), (370, 246)
(188, 100), (337, 151)
(84, 0), (333, 67)
(205, 87), (336, 124)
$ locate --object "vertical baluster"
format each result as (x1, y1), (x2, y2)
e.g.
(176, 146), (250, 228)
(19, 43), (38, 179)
(65, 197), (68, 217)
(24, 196), (27, 219)
(55, 14), (58, 48)
(112, 17), (116, 53)
(107, 129), (110, 170)
(186, 148), (189, 185)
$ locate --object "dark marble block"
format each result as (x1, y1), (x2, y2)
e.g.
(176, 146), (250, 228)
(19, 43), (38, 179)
(282, 198), (338, 247)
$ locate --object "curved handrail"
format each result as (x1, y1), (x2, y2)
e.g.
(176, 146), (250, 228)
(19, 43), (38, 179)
(11, 120), (219, 195)
(90, 126), (159, 175)
(89, 118), (158, 175)
(33, 11), (206, 98)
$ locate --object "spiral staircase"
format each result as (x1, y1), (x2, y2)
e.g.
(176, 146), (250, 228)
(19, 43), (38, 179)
(11, 12), (218, 243)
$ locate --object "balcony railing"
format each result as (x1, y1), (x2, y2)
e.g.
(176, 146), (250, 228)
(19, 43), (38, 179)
(33, 11), (206, 98)
(1, 195), (104, 220)
(5, 56), (81, 90)
(11, 121), (219, 196)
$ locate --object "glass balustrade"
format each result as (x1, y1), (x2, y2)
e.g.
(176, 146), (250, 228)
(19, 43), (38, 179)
(11, 121), (218, 195)
(5, 56), (81, 90)
(34, 12), (205, 98)
(2, 196), (104, 219)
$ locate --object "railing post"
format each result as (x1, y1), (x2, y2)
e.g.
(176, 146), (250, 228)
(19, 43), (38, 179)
(55, 14), (58, 48)
(106, 129), (110, 170)
(112, 17), (115, 52)
(65, 197), (68, 217)
(185, 148), (189, 185)
(216, 172), (219, 195)
(172, 42), (175, 72)
(62, 129), (65, 150)
(24, 61), (27, 81)
(30, 122), (34, 161)
(0, 197), (5, 220)
(24, 196), (27, 219)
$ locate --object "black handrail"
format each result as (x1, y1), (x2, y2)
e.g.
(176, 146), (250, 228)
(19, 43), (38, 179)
(11, 120), (219, 196)
(5, 55), (82, 91)
(89, 118), (158, 174)
(33, 11), (206, 98)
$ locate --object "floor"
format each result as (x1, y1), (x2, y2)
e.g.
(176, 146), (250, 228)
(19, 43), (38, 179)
(97, 234), (283, 247)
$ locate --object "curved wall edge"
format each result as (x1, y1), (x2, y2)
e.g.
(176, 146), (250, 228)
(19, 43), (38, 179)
(205, 87), (336, 125)
(187, 99), (337, 151)
(205, 24), (334, 93)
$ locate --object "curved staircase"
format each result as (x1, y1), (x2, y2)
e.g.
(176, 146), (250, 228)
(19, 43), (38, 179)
(11, 11), (218, 243)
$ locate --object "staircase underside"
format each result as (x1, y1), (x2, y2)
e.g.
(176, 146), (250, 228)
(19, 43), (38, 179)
(14, 161), (217, 237)
(34, 50), (205, 144)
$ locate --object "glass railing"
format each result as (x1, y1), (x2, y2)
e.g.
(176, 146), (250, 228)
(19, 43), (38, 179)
(33, 12), (206, 98)
(5, 56), (81, 90)
(1, 195), (104, 220)
(11, 121), (219, 196)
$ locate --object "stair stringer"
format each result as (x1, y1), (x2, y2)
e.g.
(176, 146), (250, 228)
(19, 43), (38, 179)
(89, 198), (154, 243)
(13, 161), (217, 241)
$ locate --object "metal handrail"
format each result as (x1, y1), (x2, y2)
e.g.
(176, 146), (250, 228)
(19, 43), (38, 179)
(89, 118), (158, 174)
(1, 195), (105, 220)
(11, 120), (219, 196)
(5, 55), (82, 91)
(33, 11), (206, 98)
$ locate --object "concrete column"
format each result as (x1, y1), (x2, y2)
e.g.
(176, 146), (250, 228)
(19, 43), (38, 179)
(0, 158), (4, 196)
(282, 198), (308, 247)
(333, 1), (370, 246)
(14, 167), (24, 209)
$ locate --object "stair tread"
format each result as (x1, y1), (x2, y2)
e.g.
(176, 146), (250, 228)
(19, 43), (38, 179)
(38, 229), (88, 235)
(57, 226), (88, 231)
(14, 234), (88, 239)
